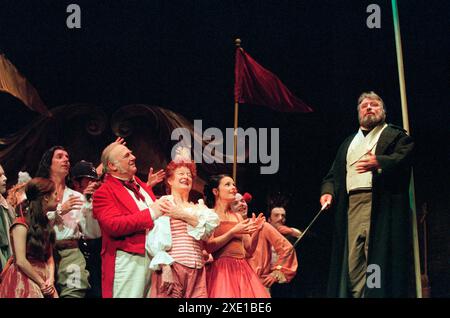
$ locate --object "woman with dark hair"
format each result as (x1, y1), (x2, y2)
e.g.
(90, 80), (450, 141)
(204, 174), (269, 298)
(0, 178), (58, 298)
(146, 148), (219, 298)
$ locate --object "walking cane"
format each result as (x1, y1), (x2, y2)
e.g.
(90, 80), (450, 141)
(291, 202), (330, 250)
(275, 201), (330, 271)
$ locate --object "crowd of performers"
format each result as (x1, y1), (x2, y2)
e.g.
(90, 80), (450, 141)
(0, 91), (415, 298)
(0, 141), (299, 298)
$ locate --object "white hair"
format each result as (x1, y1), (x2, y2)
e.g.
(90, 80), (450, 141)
(100, 142), (122, 174)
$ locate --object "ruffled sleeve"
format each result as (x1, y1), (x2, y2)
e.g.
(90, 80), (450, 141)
(145, 215), (174, 271)
(186, 199), (220, 241)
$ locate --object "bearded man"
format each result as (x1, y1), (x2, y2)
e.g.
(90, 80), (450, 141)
(320, 91), (414, 298)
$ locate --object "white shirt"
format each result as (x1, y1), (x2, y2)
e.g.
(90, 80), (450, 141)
(145, 196), (219, 271)
(111, 176), (158, 220)
(346, 123), (387, 193)
(53, 187), (86, 241)
(80, 200), (102, 239)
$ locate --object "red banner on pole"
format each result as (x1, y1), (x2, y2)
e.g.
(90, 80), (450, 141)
(234, 48), (313, 113)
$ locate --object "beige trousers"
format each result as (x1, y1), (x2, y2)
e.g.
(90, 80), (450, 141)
(56, 248), (91, 298)
(347, 191), (372, 298)
(113, 250), (151, 298)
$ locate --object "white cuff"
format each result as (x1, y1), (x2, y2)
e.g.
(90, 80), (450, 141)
(187, 214), (208, 240)
(46, 211), (56, 221)
(148, 252), (174, 271)
(187, 209), (219, 240)
(149, 208), (159, 221)
(56, 203), (62, 215)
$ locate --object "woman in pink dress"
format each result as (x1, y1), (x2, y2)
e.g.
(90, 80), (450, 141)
(204, 174), (269, 298)
(0, 178), (58, 298)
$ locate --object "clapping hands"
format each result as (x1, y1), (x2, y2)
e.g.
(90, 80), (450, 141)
(232, 213), (265, 238)
(250, 213), (266, 232)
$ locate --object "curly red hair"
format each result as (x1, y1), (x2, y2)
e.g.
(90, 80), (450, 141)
(7, 183), (27, 210)
(164, 160), (197, 194)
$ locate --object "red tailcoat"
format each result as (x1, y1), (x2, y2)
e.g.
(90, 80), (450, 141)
(93, 174), (155, 298)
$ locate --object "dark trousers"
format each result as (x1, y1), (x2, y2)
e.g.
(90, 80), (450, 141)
(79, 237), (102, 298)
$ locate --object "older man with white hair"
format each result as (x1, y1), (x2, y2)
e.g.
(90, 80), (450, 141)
(93, 141), (169, 298)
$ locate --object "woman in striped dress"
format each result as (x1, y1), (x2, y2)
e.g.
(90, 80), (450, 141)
(146, 149), (219, 298)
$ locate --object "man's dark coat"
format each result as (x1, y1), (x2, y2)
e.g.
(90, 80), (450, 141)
(321, 124), (414, 297)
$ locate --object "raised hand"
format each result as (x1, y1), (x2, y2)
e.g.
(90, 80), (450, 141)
(60, 195), (83, 215)
(147, 167), (166, 188)
(251, 213), (266, 231)
(83, 181), (100, 198)
(96, 137), (127, 175)
(114, 136), (127, 145)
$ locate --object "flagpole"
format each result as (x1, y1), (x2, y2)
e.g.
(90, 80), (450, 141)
(391, 0), (422, 298)
(233, 38), (241, 182)
(233, 100), (239, 182)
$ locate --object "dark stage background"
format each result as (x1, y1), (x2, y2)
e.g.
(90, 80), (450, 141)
(0, 0), (449, 297)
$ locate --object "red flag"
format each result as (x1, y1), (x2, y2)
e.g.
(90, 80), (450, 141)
(234, 48), (313, 113)
(0, 53), (51, 116)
